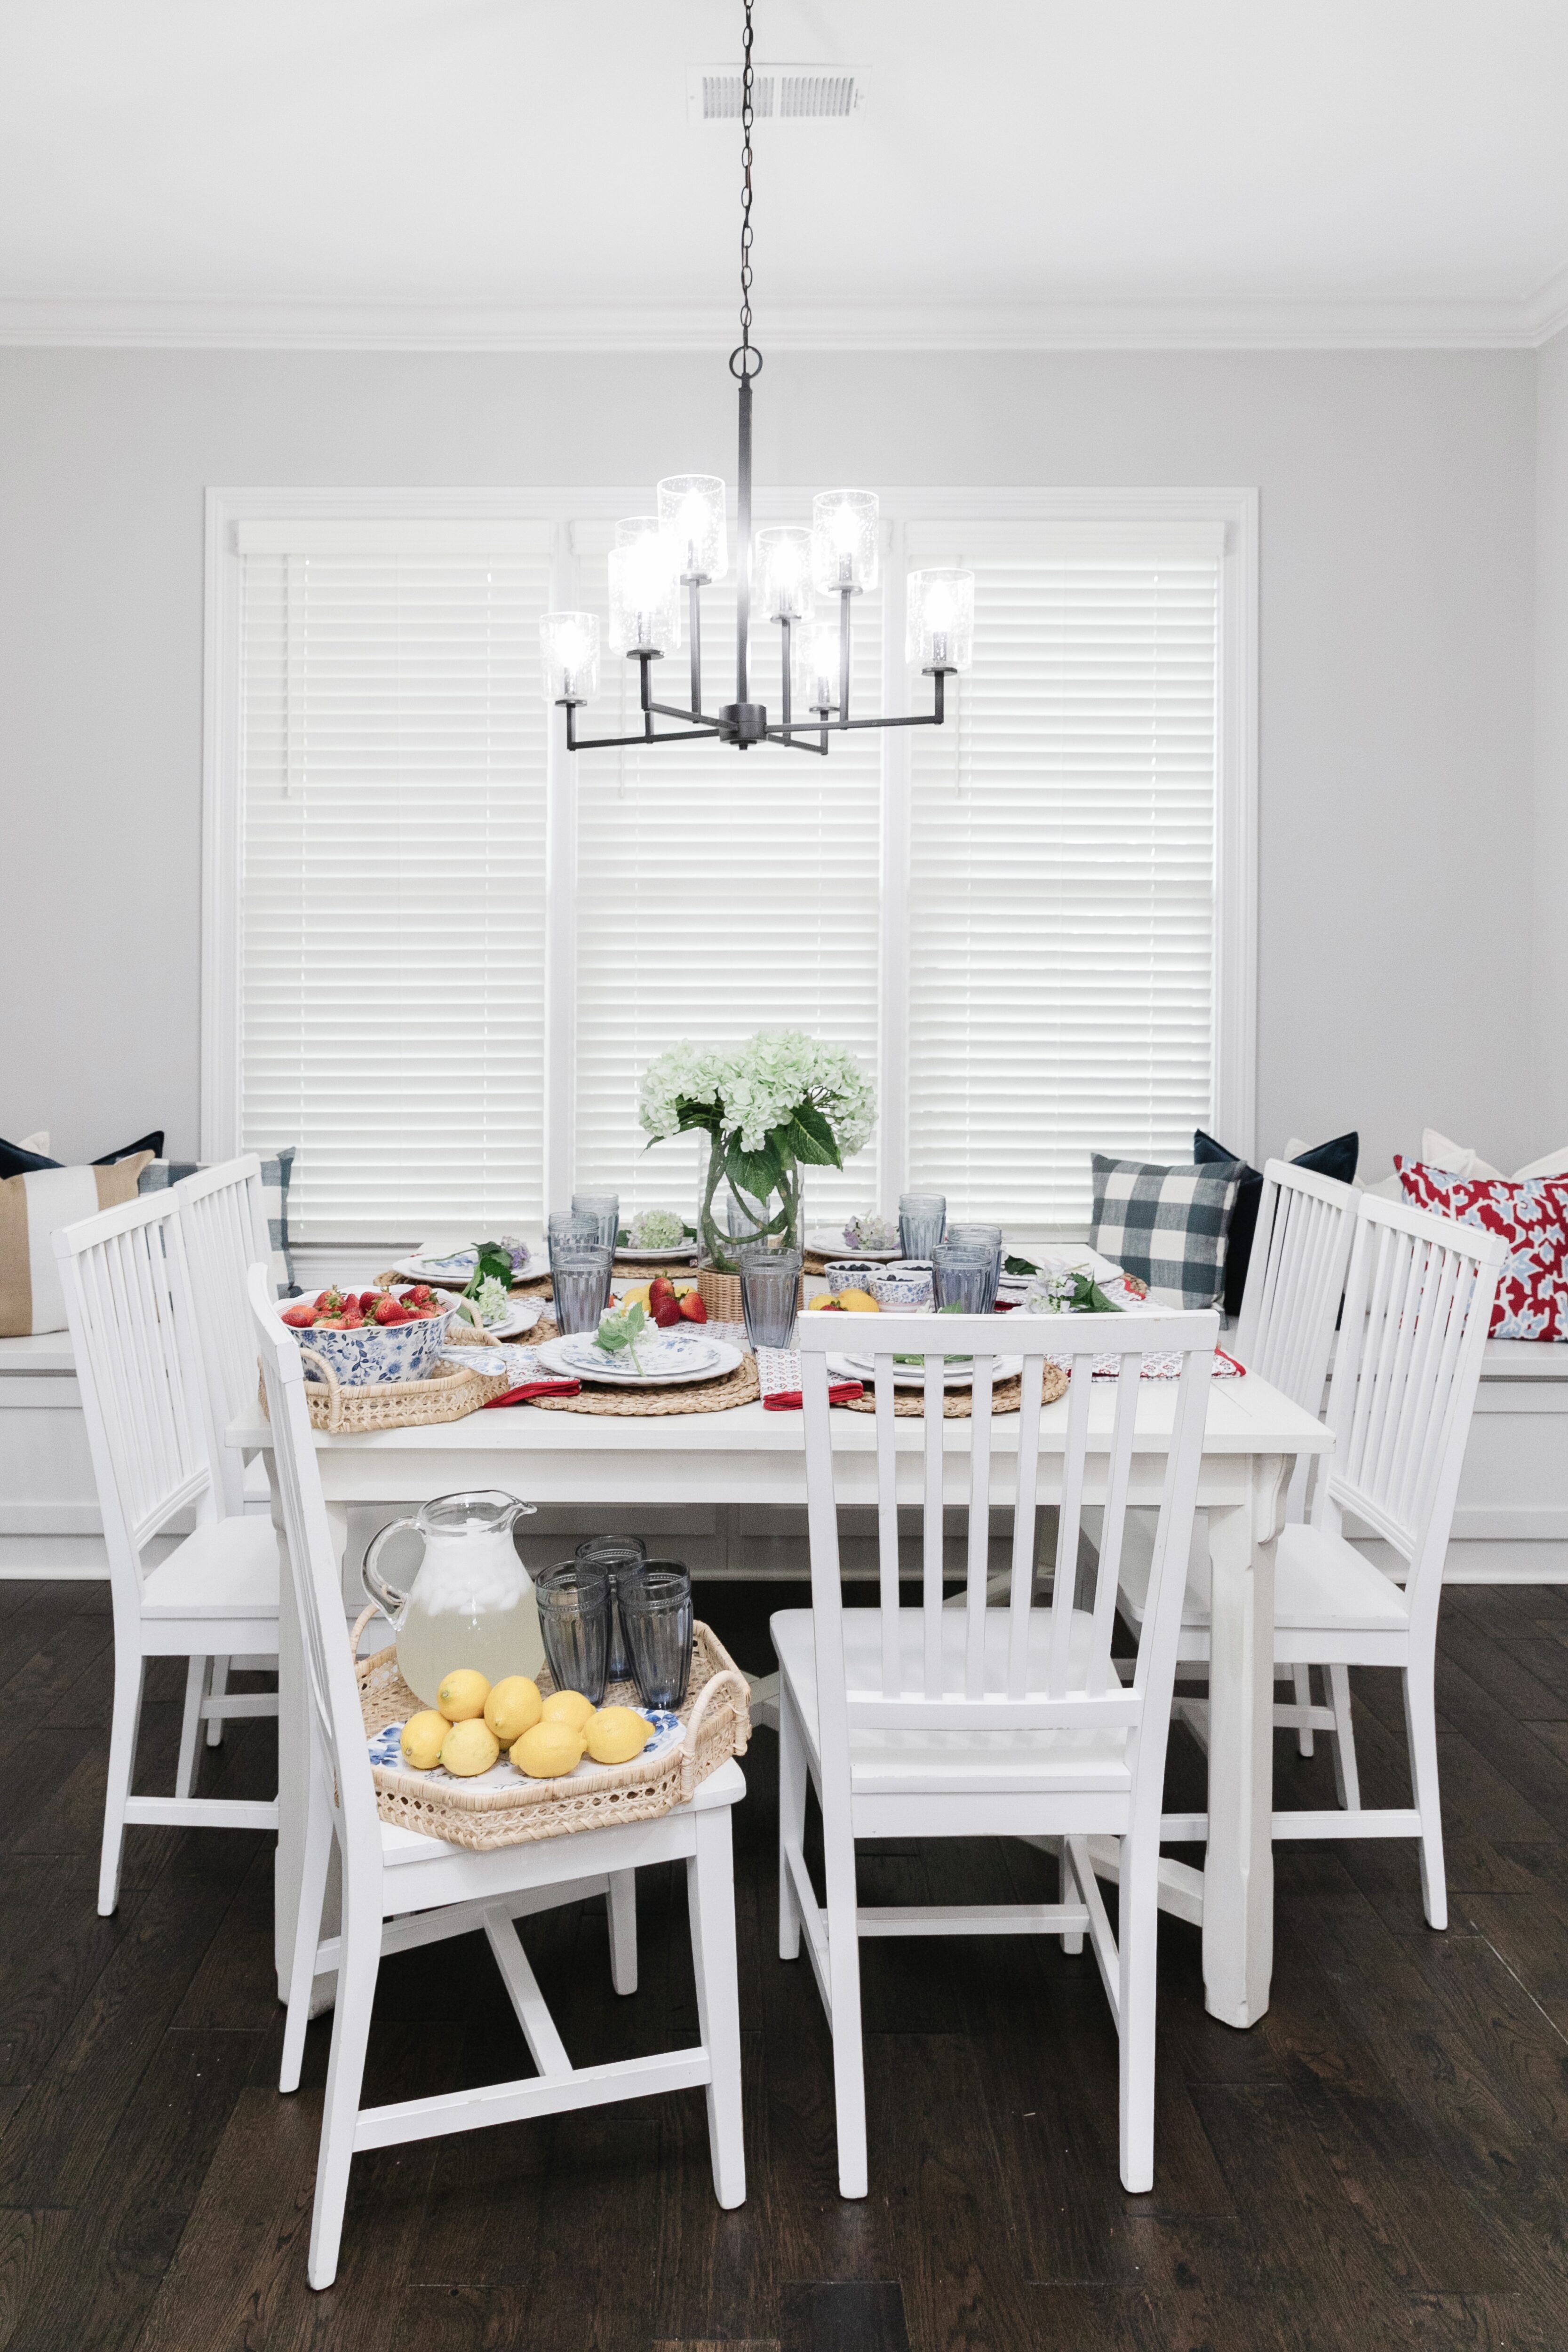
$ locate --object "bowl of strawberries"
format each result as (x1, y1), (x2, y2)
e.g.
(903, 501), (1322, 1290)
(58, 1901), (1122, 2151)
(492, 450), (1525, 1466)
(278, 1285), (455, 1387)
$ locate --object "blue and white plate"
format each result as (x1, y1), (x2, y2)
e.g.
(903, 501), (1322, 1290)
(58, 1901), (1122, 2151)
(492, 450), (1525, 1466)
(369, 1704), (684, 1788)
(537, 1331), (743, 1387)
(394, 1241), (534, 1287)
(830, 1348), (1024, 1391)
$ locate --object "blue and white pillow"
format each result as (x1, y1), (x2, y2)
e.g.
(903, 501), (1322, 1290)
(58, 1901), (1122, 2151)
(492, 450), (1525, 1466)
(138, 1147), (298, 1298)
(1089, 1153), (1242, 1311)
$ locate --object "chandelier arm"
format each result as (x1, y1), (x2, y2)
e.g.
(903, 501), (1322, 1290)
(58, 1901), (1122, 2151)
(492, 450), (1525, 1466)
(838, 588), (852, 728)
(688, 577), (703, 715)
(564, 716), (727, 751)
(648, 698), (728, 728)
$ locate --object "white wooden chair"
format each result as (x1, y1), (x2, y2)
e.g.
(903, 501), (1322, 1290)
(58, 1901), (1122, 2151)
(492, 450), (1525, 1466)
(1120, 1192), (1506, 1926)
(55, 1195), (280, 1916)
(175, 1155), (283, 1747)
(1228, 1159), (1359, 1760)
(778, 1306), (1218, 2199)
(249, 1264), (747, 2289)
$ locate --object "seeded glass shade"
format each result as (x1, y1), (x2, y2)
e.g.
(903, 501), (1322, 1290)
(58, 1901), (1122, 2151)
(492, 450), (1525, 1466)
(755, 525), (814, 622)
(811, 490), (879, 595)
(805, 618), (841, 711)
(906, 568), (975, 672)
(657, 475), (728, 582)
(540, 611), (601, 704)
(609, 518), (681, 655)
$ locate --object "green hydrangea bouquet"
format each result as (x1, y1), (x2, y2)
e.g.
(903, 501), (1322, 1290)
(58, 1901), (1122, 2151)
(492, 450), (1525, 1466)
(639, 1031), (876, 1273)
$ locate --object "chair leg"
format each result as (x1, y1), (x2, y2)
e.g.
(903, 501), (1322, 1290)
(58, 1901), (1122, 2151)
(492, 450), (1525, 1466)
(176, 1656), (208, 1800)
(281, 1764), (335, 2094)
(822, 1814), (868, 2200)
(686, 1808), (746, 2209)
(1402, 1664), (1448, 1932)
(1292, 1664), (1315, 1757)
(607, 1869), (638, 1996)
(99, 1651), (146, 1917)
(1328, 1665), (1361, 1811)
(308, 1859), (382, 2291)
(206, 1656), (230, 1747)
(1059, 1840), (1084, 1955)
(1117, 1830), (1160, 2195)
(777, 1684), (806, 1962)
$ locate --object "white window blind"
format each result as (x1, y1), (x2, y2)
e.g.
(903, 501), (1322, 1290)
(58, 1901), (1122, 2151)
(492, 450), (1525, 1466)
(237, 533), (551, 1243)
(571, 531), (883, 1225)
(907, 530), (1221, 1229)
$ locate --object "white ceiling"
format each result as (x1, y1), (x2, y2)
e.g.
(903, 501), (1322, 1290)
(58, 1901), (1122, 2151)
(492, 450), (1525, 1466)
(2, 0), (1567, 349)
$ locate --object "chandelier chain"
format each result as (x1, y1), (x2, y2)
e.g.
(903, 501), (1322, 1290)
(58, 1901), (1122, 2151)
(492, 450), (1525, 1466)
(730, 0), (762, 380)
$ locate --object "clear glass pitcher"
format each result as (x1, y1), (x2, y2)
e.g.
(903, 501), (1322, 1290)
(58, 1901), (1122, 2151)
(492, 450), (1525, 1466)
(363, 1489), (542, 1706)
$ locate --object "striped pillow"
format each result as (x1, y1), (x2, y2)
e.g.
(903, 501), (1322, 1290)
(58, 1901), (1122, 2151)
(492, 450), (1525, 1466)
(0, 1152), (156, 1336)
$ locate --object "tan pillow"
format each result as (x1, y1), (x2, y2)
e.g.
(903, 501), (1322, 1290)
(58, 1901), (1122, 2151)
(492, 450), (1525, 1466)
(0, 1152), (155, 1336)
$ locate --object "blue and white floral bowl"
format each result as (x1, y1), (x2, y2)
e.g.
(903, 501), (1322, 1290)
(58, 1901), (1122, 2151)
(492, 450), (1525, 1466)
(871, 1260), (934, 1308)
(824, 1259), (883, 1295)
(288, 1306), (455, 1388)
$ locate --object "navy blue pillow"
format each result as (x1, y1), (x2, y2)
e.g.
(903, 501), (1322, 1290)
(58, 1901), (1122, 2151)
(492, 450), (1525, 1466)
(0, 1130), (165, 1181)
(1194, 1129), (1359, 1319)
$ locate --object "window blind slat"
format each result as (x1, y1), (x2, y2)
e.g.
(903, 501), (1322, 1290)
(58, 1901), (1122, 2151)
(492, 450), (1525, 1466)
(238, 550), (551, 1244)
(907, 557), (1218, 1229)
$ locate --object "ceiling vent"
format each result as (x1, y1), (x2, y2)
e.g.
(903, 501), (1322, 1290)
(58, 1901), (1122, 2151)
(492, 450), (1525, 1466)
(686, 64), (869, 124)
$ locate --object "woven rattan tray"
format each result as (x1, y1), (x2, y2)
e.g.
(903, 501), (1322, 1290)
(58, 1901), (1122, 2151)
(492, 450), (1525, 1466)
(838, 1360), (1069, 1418)
(265, 1346), (512, 1435)
(358, 1621), (750, 1850)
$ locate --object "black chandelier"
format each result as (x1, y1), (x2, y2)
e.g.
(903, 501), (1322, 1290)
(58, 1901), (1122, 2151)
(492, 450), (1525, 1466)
(539, 0), (974, 757)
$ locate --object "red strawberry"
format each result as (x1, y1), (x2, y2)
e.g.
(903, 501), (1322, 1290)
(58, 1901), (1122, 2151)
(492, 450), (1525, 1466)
(281, 1304), (318, 1328)
(314, 1289), (334, 1311)
(358, 1290), (380, 1312)
(408, 1284), (434, 1306)
(652, 1296), (682, 1328)
(678, 1292), (708, 1322)
(374, 1296), (413, 1325)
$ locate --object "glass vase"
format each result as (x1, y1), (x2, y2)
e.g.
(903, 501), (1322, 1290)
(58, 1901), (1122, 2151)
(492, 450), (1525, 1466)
(698, 1136), (801, 1273)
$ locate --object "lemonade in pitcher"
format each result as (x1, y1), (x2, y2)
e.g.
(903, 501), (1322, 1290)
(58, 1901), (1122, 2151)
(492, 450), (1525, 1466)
(363, 1490), (543, 1706)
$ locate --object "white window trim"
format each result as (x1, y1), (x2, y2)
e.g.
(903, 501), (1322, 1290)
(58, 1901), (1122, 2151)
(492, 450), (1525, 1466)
(203, 483), (1258, 1220)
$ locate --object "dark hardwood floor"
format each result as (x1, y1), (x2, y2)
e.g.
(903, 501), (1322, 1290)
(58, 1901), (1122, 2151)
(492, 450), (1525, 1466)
(1, 1572), (1567, 2350)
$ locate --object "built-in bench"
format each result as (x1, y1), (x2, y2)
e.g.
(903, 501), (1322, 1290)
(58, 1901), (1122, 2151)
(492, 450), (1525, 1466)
(3, 1326), (1563, 1585)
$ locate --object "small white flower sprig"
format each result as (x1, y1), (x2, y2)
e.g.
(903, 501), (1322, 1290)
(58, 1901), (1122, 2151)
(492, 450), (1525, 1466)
(638, 1030), (876, 1272)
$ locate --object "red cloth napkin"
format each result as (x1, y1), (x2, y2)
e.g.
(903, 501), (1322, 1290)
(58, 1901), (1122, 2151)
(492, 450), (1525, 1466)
(763, 1380), (866, 1412)
(482, 1379), (583, 1407)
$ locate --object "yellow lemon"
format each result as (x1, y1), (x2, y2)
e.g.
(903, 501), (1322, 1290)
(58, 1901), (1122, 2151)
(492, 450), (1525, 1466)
(585, 1706), (654, 1766)
(439, 1717), (501, 1777)
(807, 1293), (844, 1311)
(620, 1283), (651, 1310)
(541, 1688), (596, 1731)
(484, 1676), (543, 1745)
(436, 1668), (491, 1723)
(836, 1288), (881, 1312)
(399, 1709), (448, 1770)
(511, 1719), (586, 1778)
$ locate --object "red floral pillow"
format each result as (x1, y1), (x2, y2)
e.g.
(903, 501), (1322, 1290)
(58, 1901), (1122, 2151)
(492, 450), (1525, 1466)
(1395, 1159), (1568, 1342)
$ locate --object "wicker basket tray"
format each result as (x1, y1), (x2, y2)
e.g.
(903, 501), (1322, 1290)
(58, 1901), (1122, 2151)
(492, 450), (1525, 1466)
(358, 1622), (751, 1851)
(267, 1345), (512, 1435)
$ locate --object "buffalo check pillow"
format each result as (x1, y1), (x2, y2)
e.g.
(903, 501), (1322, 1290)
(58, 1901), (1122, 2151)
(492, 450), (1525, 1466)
(1090, 1155), (1243, 1310)
(1395, 1158), (1568, 1341)
(137, 1149), (299, 1298)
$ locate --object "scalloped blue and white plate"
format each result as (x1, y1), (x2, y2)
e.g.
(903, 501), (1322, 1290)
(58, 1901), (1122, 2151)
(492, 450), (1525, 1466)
(538, 1331), (742, 1387)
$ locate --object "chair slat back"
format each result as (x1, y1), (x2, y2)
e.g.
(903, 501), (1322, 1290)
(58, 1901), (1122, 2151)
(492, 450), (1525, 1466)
(1235, 1160), (1358, 1412)
(175, 1156), (270, 1512)
(798, 1310), (1216, 1770)
(54, 1192), (220, 1582)
(248, 1264), (381, 1836)
(1318, 1193), (1506, 1627)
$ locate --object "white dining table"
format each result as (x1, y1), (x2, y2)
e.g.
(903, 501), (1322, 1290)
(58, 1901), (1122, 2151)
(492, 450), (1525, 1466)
(231, 1367), (1331, 2031)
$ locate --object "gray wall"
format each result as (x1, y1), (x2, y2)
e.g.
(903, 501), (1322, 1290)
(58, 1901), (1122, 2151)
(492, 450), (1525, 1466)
(1537, 326), (1568, 1144)
(0, 345), (1542, 1177)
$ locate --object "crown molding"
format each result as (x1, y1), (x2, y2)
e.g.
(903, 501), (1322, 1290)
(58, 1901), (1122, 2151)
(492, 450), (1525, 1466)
(2, 287), (1567, 353)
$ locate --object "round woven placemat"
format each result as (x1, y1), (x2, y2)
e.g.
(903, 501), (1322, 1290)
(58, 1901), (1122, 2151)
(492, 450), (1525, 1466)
(839, 1360), (1069, 1418)
(531, 1348), (761, 1417)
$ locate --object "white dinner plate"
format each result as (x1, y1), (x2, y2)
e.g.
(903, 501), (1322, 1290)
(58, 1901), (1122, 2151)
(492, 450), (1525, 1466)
(451, 1297), (543, 1342)
(369, 1703), (685, 1788)
(393, 1245), (536, 1287)
(806, 1228), (902, 1262)
(830, 1348), (1025, 1391)
(537, 1332), (744, 1388)
(614, 1242), (700, 1263)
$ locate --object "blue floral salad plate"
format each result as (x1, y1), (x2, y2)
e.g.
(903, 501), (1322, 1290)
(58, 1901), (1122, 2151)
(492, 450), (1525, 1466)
(537, 1331), (744, 1387)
